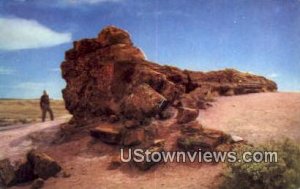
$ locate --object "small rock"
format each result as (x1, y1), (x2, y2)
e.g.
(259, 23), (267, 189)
(31, 178), (44, 189)
(123, 119), (140, 129)
(27, 150), (62, 180)
(153, 139), (165, 147)
(231, 135), (244, 143)
(108, 115), (119, 123)
(62, 171), (71, 178)
(176, 107), (199, 124)
(90, 124), (122, 144)
(224, 89), (235, 96)
(56, 170), (71, 178)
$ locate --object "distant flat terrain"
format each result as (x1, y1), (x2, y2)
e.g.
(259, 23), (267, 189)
(200, 92), (300, 144)
(0, 99), (70, 127)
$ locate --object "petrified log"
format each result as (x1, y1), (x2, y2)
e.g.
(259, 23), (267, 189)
(27, 150), (62, 180)
(90, 124), (122, 144)
(61, 26), (277, 125)
(0, 151), (61, 187)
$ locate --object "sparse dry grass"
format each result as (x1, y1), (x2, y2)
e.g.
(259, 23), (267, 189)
(0, 99), (70, 126)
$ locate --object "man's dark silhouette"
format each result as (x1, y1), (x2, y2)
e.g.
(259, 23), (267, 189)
(40, 90), (54, 122)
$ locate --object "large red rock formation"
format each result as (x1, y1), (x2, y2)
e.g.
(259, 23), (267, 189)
(61, 26), (277, 124)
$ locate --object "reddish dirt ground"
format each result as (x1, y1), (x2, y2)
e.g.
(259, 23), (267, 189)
(200, 92), (300, 144)
(2, 92), (300, 189)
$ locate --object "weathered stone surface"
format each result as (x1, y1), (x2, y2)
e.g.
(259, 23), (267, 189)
(14, 160), (35, 184)
(61, 26), (277, 125)
(27, 150), (62, 180)
(122, 129), (145, 146)
(186, 69), (277, 96)
(178, 88), (209, 109)
(176, 107), (199, 124)
(177, 127), (230, 152)
(108, 114), (119, 123)
(121, 84), (167, 120)
(0, 159), (15, 186)
(31, 178), (44, 189)
(123, 119), (140, 129)
(180, 121), (203, 135)
(90, 124), (122, 144)
(158, 106), (175, 120)
(177, 135), (220, 151)
(97, 26), (133, 47)
(152, 139), (165, 147)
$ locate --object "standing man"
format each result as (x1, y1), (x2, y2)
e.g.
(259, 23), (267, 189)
(40, 90), (54, 122)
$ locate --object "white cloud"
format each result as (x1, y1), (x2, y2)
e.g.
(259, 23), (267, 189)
(0, 67), (15, 75)
(0, 17), (72, 50)
(268, 73), (279, 78)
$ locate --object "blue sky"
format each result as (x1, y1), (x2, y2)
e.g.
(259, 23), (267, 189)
(0, 0), (299, 99)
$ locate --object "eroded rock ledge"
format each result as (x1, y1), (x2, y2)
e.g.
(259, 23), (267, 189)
(61, 26), (277, 124)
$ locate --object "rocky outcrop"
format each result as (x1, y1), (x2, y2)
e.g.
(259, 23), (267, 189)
(186, 69), (277, 96)
(59, 26), (278, 171)
(0, 151), (61, 187)
(61, 26), (277, 125)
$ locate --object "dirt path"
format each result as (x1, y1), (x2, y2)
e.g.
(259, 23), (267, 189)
(200, 92), (300, 144)
(0, 116), (70, 161)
